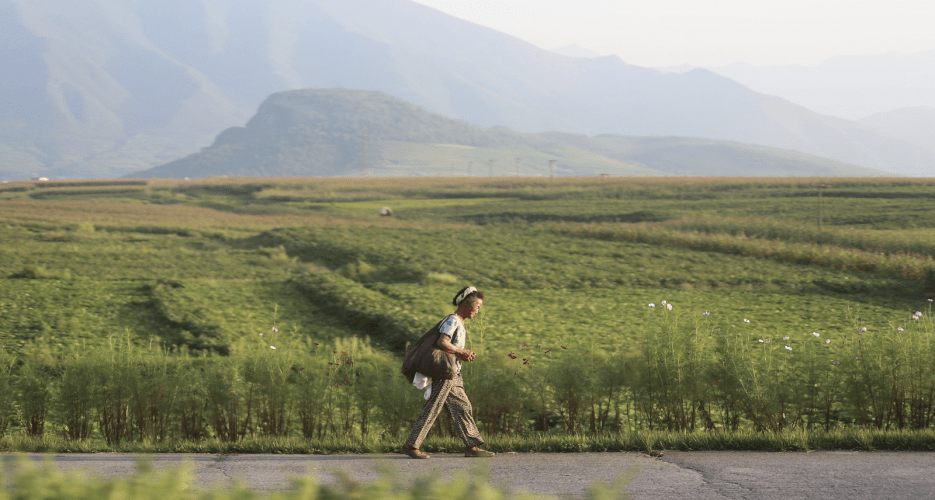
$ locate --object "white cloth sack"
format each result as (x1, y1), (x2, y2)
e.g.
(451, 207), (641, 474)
(412, 372), (433, 400)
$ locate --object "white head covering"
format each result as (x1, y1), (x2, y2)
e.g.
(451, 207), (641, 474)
(453, 286), (478, 306)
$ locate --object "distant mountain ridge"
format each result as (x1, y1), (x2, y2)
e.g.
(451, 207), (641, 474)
(706, 51), (935, 121)
(3, 0), (935, 179)
(858, 107), (935, 153)
(551, 44), (603, 58)
(131, 89), (888, 179)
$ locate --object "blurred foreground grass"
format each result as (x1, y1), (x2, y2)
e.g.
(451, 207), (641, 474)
(0, 455), (637, 500)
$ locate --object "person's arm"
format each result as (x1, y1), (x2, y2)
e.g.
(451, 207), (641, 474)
(437, 334), (476, 362)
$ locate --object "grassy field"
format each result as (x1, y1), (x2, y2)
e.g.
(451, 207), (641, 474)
(1, 176), (935, 447)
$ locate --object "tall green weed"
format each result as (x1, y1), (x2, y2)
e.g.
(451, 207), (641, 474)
(55, 357), (94, 440)
(15, 361), (51, 437)
(0, 352), (16, 437)
(5, 306), (935, 443)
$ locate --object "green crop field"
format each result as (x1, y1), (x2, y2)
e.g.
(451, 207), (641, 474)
(1, 176), (935, 449)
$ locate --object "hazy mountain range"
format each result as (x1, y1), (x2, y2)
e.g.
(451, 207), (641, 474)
(662, 54), (935, 153)
(551, 44), (603, 59)
(132, 88), (886, 178)
(2, 0), (934, 180)
(704, 51), (935, 122)
(858, 107), (935, 152)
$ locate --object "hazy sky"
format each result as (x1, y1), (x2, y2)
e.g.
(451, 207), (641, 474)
(411, 0), (935, 67)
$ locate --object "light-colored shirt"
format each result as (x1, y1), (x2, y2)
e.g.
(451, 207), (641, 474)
(439, 313), (466, 372)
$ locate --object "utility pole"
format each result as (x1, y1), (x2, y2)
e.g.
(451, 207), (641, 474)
(818, 187), (822, 233)
(488, 159), (494, 176)
(548, 160), (556, 182)
(359, 135), (367, 176)
(679, 185), (684, 219)
(817, 183), (830, 232)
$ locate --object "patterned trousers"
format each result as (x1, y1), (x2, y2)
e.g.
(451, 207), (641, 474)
(405, 373), (484, 449)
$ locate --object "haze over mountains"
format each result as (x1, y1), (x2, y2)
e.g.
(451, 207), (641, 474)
(661, 52), (935, 154)
(705, 51), (935, 122)
(551, 44), (603, 59)
(858, 107), (935, 152)
(2, 0), (934, 180)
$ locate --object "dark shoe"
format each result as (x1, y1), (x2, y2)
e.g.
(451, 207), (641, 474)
(401, 445), (430, 459)
(465, 447), (495, 457)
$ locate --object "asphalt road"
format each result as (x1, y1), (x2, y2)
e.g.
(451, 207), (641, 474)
(7, 451), (935, 499)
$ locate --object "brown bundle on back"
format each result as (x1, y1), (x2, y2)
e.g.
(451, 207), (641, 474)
(401, 320), (458, 383)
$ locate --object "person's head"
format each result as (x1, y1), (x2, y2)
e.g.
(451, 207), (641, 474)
(453, 286), (484, 319)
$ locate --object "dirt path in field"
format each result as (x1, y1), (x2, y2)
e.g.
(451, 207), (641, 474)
(8, 451), (935, 499)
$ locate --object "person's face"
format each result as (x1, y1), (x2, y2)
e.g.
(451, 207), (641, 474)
(466, 298), (483, 319)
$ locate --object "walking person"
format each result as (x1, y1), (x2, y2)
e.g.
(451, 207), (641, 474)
(401, 286), (495, 459)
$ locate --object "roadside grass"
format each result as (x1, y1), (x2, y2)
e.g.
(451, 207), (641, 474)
(2, 307), (934, 446)
(3, 429), (935, 453)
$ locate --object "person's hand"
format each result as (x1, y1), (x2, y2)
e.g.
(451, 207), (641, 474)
(461, 350), (476, 362)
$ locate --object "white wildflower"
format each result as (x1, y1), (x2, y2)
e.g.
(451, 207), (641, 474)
(758, 339), (764, 343)
(898, 327), (905, 332)
(812, 332), (820, 337)
(270, 346), (277, 350)
(825, 339), (831, 345)
(661, 300), (667, 305)
(859, 327), (867, 333)
(666, 303), (673, 311)
(783, 336), (790, 341)
(272, 327), (279, 333)
(703, 311), (711, 315)
(785, 346), (792, 351)
(648, 303), (655, 308)
(744, 319), (751, 323)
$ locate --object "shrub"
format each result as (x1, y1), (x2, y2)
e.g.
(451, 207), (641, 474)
(128, 354), (176, 442)
(426, 272), (460, 285)
(173, 357), (209, 440)
(4, 305), (935, 443)
(204, 357), (250, 442)
(15, 361), (51, 437)
(242, 331), (297, 438)
(91, 344), (134, 445)
(12, 266), (72, 280)
(0, 352), (15, 437)
(56, 358), (95, 440)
